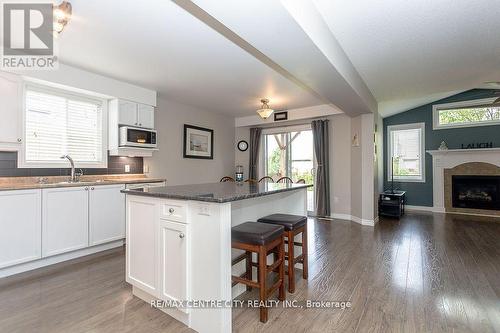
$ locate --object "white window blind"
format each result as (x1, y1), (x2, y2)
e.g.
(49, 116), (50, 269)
(388, 123), (425, 182)
(24, 86), (105, 167)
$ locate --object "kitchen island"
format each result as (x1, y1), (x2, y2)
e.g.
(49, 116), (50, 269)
(122, 182), (310, 333)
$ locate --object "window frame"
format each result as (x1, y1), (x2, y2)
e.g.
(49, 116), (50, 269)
(387, 122), (426, 183)
(432, 97), (499, 130)
(18, 83), (108, 169)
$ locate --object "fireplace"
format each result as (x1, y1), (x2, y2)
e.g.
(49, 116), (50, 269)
(452, 175), (500, 211)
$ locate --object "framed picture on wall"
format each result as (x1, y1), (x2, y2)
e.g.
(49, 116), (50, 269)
(183, 124), (214, 159)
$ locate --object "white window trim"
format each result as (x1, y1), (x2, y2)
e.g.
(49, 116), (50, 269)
(387, 122), (426, 183)
(432, 97), (499, 130)
(18, 83), (109, 169)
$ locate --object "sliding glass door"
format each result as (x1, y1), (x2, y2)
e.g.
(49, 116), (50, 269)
(263, 126), (315, 213)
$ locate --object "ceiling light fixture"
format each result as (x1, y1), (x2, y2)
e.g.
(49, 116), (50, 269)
(53, 1), (72, 34)
(256, 99), (274, 119)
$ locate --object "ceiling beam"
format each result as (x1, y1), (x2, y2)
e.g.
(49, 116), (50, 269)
(174, 0), (377, 116)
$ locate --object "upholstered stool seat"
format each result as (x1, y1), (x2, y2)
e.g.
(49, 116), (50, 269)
(257, 214), (307, 231)
(231, 222), (285, 323)
(257, 214), (308, 293)
(232, 222), (284, 245)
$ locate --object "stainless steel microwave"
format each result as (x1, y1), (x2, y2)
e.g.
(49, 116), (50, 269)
(119, 126), (157, 148)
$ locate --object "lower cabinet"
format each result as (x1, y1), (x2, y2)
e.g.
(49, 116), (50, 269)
(0, 184), (128, 273)
(42, 187), (89, 257)
(126, 196), (158, 295)
(0, 190), (41, 269)
(159, 220), (188, 313)
(126, 197), (189, 310)
(89, 185), (125, 245)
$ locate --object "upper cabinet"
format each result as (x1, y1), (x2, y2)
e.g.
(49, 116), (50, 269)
(0, 71), (23, 148)
(114, 99), (155, 129)
(118, 100), (138, 126)
(109, 99), (157, 157)
(137, 104), (155, 129)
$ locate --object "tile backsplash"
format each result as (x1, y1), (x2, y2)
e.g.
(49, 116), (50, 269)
(0, 151), (143, 177)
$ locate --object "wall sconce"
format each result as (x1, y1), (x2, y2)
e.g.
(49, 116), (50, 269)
(53, 1), (72, 34)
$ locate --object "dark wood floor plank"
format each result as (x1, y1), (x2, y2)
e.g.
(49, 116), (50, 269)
(1, 214), (499, 333)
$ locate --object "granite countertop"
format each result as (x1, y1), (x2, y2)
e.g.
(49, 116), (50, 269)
(0, 174), (165, 191)
(121, 182), (312, 203)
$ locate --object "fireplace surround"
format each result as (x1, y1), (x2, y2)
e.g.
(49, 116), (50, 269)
(444, 161), (500, 216)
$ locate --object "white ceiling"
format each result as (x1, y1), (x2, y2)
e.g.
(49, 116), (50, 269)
(54, 0), (500, 118)
(314, 0), (500, 116)
(57, 0), (324, 116)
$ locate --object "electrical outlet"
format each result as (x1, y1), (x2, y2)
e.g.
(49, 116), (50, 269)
(199, 204), (210, 216)
(124, 165), (130, 173)
(144, 165), (150, 173)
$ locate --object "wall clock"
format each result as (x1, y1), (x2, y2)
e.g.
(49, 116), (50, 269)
(237, 140), (248, 152)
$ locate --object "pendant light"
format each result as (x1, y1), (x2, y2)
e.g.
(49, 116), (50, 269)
(53, 1), (72, 34)
(256, 99), (274, 119)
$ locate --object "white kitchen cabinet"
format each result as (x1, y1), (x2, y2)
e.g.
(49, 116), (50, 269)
(42, 186), (89, 257)
(126, 196), (158, 295)
(158, 220), (189, 313)
(0, 190), (41, 268)
(117, 100), (138, 126)
(0, 71), (23, 147)
(137, 104), (154, 128)
(114, 99), (154, 128)
(89, 185), (125, 246)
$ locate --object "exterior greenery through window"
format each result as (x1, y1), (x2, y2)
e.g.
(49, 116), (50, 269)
(263, 128), (315, 212)
(387, 123), (425, 182)
(434, 98), (500, 129)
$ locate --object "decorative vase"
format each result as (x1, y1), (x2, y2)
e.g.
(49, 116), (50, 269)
(438, 141), (448, 150)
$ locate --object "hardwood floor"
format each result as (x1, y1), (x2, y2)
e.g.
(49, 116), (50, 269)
(1, 212), (499, 332)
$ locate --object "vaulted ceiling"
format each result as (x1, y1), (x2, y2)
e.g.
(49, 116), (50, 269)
(55, 0), (500, 117)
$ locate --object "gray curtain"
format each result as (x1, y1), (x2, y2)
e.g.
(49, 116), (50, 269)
(312, 120), (330, 216)
(249, 127), (262, 180)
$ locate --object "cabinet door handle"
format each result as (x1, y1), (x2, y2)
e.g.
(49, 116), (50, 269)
(168, 208), (175, 214)
(91, 187), (94, 190)
(17, 138), (22, 142)
(179, 233), (185, 239)
(135, 122), (138, 126)
(85, 187), (89, 191)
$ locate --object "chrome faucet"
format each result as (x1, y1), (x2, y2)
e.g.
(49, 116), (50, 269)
(60, 155), (77, 182)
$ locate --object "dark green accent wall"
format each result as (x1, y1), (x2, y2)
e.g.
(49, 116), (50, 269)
(383, 89), (500, 206)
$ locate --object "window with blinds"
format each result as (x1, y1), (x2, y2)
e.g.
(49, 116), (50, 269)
(387, 123), (425, 182)
(23, 86), (106, 168)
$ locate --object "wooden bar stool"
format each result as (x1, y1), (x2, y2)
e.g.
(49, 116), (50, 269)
(257, 214), (308, 293)
(231, 222), (285, 323)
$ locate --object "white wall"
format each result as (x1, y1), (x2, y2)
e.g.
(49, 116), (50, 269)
(350, 113), (376, 224)
(235, 127), (250, 179)
(145, 98), (235, 185)
(330, 114), (352, 216)
(7, 64), (156, 106)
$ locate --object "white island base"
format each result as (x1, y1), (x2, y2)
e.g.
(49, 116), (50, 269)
(125, 186), (307, 333)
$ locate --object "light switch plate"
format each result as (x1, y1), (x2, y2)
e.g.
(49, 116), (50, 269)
(124, 165), (130, 173)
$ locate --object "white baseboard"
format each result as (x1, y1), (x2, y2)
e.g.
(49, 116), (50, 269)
(0, 240), (125, 278)
(405, 205), (435, 212)
(331, 213), (376, 226)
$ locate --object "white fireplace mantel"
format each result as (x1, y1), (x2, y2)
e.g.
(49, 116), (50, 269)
(427, 148), (500, 212)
